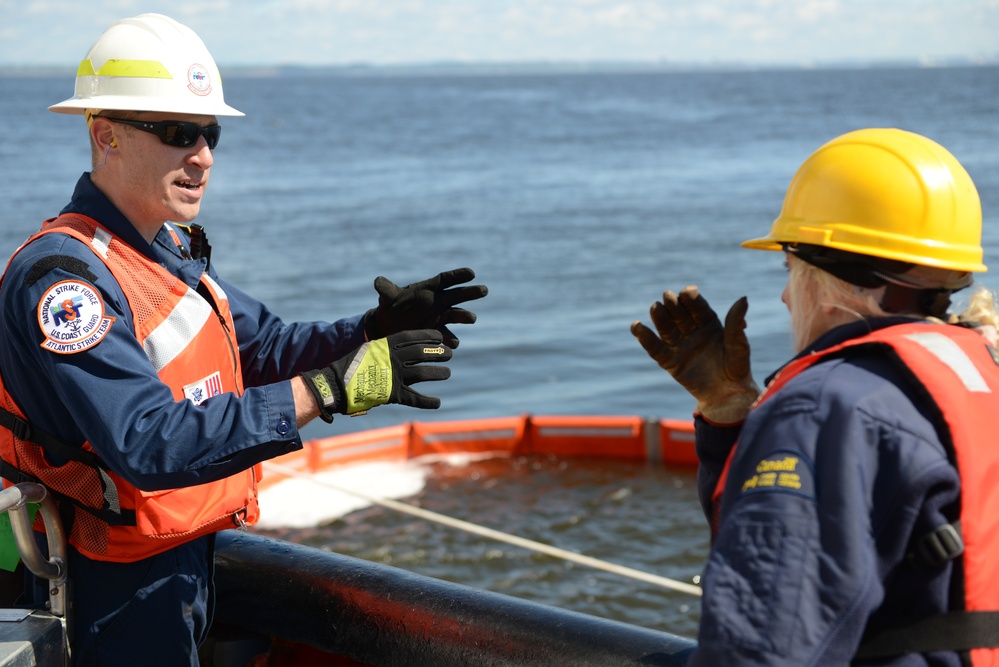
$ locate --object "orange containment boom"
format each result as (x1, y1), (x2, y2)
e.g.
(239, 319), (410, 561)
(260, 415), (697, 492)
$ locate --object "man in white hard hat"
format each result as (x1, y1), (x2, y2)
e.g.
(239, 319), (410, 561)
(0, 14), (486, 666)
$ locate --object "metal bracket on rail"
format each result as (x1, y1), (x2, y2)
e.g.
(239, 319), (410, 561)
(0, 482), (71, 659)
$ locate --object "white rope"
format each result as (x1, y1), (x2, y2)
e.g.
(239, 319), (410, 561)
(262, 460), (703, 597)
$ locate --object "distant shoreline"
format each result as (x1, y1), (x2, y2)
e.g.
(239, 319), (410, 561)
(4, 58), (997, 79)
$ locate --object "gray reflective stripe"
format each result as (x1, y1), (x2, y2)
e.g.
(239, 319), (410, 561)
(143, 289), (214, 372)
(904, 331), (991, 393)
(91, 227), (112, 259)
(202, 273), (227, 302)
(343, 343), (369, 386)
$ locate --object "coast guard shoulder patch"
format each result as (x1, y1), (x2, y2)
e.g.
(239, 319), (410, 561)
(738, 450), (815, 500)
(37, 281), (115, 354)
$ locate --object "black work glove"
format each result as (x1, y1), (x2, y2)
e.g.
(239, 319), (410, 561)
(363, 268), (488, 349)
(301, 329), (453, 422)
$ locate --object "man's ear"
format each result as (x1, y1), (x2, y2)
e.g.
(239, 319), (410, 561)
(91, 116), (116, 152)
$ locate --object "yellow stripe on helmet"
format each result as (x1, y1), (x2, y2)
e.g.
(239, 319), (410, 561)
(76, 59), (173, 79)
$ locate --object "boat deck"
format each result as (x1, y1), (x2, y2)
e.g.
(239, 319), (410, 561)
(0, 612), (64, 667)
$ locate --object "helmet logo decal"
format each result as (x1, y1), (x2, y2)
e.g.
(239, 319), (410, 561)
(187, 64), (213, 96)
(37, 281), (115, 354)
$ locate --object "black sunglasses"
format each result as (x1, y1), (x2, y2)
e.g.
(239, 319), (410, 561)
(105, 118), (222, 150)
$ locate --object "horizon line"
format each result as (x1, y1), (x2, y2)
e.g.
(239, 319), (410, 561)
(4, 56), (996, 78)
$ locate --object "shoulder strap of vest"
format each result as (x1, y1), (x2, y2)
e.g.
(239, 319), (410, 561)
(0, 407), (136, 527)
(842, 328), (999, 659)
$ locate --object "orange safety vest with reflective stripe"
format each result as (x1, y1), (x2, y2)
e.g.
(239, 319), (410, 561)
(711, 322), (999, 661)
(0, 213), (259, 562)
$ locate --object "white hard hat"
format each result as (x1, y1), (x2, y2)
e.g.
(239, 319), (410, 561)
(49, 13), (243, 117)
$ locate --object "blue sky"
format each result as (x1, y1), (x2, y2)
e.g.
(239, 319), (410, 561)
(1, 0), (997, 69)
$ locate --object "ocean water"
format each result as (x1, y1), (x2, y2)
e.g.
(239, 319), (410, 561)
(3, 65), (999, 636)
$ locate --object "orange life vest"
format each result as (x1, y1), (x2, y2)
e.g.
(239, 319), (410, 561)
(0, 214), (260, 562)
(712, 322), (999, 661)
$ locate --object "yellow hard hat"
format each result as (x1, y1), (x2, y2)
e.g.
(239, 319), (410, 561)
(743, 128), (985, 273)
(49, 13), (243, 117)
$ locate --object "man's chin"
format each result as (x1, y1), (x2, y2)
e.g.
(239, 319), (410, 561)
(170, 206), (202, 224)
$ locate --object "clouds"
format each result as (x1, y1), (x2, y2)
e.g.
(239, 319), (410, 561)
(0, 0), (996, 68)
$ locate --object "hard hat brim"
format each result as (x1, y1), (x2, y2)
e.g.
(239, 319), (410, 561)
(742, 220), (988, 273)
(48, 95), (244, 117)
(741, 236), (783, 252)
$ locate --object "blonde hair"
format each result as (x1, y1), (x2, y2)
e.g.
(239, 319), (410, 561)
(955, 288), (999, 329)
(786, 255), (999, 351)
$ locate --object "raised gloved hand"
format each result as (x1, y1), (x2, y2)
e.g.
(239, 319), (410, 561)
(364, 268), (488, 349)
(631, 285), (760, 424)
(301, 329), (452, 422)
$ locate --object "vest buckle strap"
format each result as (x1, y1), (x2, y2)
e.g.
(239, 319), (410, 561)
(909, 521), (964, 569)
(0, 408), (31, 442)
(10, 418), (30, 442)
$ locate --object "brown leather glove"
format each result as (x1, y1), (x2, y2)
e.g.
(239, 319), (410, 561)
(631, 285), (760, 424)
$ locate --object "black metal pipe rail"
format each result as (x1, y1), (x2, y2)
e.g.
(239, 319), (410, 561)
(213, 531), (697, 666)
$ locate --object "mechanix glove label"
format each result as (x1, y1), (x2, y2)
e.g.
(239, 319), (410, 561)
(310, 373), (335, 408)
(344, 339), (393, 414)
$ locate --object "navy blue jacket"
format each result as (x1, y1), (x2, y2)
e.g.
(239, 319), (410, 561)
(690, 318), (963, 666)
(0, 173), (367, 492)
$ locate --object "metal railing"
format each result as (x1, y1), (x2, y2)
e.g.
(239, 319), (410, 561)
(214, 530), (698, 666)
(0, 483), (69, 619)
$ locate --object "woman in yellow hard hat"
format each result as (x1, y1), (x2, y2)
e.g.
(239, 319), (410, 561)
(633, 128), (999, 665)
